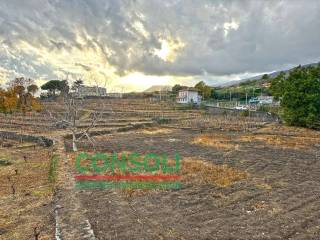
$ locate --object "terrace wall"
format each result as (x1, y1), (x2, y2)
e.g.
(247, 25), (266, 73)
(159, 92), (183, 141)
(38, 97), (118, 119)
(207, 106), (279, 122)
(0, 131), (53, 147)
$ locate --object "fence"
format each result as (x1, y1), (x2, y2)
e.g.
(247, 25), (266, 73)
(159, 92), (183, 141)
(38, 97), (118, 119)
(206, 106), (279, 122)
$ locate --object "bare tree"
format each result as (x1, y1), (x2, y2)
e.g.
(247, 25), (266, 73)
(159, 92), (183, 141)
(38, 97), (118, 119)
(46, 77), (109, 152)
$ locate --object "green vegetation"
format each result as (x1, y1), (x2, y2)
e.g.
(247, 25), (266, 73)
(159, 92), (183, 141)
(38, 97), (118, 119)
(194, 81), (213, 100)
(172, 81), (213, 100)
(153, 117), (172, 124)
(213, 79), (271, 101)
(240, 110), (250, 117)
(48, 154), (59, 184)
(270, 64), (320, 129)
(41, 80), (69, 97)
(172, 84), (187, 94)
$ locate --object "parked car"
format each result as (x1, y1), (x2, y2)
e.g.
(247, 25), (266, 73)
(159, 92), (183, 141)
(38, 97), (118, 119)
(235, 105), (248, 110)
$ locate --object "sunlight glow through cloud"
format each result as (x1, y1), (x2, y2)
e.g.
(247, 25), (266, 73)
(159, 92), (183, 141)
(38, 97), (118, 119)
(153, 38), (185, 62)
(0, 0), (319, 91)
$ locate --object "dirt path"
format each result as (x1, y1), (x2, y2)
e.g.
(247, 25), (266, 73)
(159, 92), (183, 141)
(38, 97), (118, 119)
(47, 134), (96, 240)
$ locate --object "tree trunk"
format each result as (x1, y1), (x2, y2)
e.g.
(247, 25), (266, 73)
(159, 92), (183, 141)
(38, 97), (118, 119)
(72, 133), (78, 152)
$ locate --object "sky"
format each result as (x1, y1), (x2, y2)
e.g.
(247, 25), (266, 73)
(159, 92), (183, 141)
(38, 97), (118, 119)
(0, 0), (319, 92)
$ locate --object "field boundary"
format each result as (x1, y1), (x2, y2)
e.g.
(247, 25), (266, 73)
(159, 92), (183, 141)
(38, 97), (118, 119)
(0, 130), (54, 147)
(207, 106), (279, 122)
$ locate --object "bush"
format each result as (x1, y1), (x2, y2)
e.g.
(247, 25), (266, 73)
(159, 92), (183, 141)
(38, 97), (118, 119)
(240, 110), (249, 117)
(270, 65), (320, 129)
(153, 117), (172, 124)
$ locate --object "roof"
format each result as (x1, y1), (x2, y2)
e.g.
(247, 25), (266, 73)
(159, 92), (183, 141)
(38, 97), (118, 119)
(178, 87), (199, 92)
(257, 95), (273, 100)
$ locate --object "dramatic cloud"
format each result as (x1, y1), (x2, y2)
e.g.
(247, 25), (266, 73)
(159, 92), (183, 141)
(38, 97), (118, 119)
(0, 0), (319, 90)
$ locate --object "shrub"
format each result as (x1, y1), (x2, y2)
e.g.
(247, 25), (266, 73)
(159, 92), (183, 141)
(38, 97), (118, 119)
(153, 117), (172, 124)
(270, 65), (320, 129)
(240, 110), (249, 117)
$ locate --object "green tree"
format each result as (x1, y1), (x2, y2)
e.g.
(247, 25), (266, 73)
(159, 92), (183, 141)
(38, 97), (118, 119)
(270, 72), (285, 100)
(58, 80), (69, 96)
(72, 79), (84, 92)
(172, 84), (187, 94)
(27, 84), (39, 96)
(261, 74), (269, 81)
(271, 65), (320, 129)
(194, 81), (213, 100)
(41, 80), (61, 96)
(41, 80), (69, 97)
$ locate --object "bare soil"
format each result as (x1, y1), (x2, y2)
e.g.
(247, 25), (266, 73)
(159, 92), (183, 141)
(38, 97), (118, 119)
(0, 140), (55, 240)
(65, 125), (320, 239)
(1, 99), (320, 239)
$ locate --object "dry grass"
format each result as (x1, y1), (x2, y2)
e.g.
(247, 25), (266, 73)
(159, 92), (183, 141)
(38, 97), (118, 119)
(255, 183), (272, 190)
(240, 124), (320, 150)
(176, 114), (266, 132)
(192, 124), (320, 151)
(139, 128), (173, 135)
(256, 123), (320, 136)
(0, 144), (54, 240)
(239, 134), (320, 150)
(181, 158), (248, 187)
(251, 201), (268, 211)
(191, 133), (238, 151)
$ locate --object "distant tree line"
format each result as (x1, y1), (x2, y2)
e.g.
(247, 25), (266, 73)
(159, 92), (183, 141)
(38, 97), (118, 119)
(172, 81), (213, 100)
(41, 80), (70, 97)
(172, 80), (271, 101)
(40, 79), (84, 98)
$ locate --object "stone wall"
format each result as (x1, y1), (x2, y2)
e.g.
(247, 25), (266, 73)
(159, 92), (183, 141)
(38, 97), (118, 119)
(0, 131), (53, 147)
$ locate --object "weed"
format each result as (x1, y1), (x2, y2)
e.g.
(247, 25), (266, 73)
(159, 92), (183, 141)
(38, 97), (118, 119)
(48, 154), (59, 184)
(240, 110), (250, 117)
(182, 159), (248, 187)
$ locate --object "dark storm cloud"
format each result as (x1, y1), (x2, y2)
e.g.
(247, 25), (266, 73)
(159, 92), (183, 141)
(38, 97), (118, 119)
(0, 0), (319, 83)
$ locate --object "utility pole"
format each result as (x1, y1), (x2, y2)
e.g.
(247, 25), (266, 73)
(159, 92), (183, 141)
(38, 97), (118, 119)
(246, 91), (248, 106)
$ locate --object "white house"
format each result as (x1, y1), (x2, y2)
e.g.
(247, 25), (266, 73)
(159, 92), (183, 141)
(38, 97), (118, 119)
(176, 88), (202, 104)
(107, 92), (123, 98)
(258, 96), (274, 104)
(77, 85), (107, 98)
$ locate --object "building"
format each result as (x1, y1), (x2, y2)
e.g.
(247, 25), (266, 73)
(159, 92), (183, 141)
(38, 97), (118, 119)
(257, 96), (274, 104)
(176, 88), (201, 104)
(77, 85), (107, 98)
(107, 92), (123, 98)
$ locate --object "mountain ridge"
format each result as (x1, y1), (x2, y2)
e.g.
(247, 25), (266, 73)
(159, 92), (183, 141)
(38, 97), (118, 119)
(215, 62), (319, 88)
(143, 85), (172, 92)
